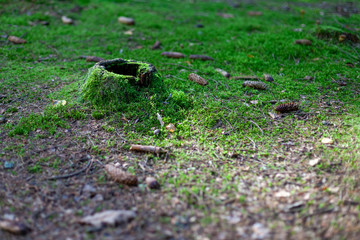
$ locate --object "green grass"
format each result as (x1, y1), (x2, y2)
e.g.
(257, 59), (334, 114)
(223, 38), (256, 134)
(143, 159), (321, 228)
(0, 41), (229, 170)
(1, 0), (360, 238)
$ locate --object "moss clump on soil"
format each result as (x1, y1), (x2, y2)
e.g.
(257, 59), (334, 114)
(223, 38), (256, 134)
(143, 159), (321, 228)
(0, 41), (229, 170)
(316, 25), (359, 43)
(81, 58), (161, 108)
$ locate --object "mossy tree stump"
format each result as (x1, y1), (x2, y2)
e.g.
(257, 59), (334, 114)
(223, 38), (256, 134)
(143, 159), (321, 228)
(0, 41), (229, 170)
(81, 58), (158, 107)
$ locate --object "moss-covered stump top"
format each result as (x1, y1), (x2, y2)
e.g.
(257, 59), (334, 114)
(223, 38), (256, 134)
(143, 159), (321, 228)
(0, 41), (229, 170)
(81, 58), (159, 107)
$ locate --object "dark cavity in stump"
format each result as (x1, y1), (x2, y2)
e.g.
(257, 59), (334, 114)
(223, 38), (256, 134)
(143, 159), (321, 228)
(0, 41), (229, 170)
(97, 58), (156, 86)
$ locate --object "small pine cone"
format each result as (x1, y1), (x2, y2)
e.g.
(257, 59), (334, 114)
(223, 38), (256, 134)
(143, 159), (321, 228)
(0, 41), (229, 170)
(242, 81), (267, 90)
(8, 36), (26, 44)
(264, 74), (274, 82)
(146, 177), (160, 189)
(274, 103), (299, 113)
(188, 73), (208, 86)
(86, 56), (105, 62)
(161, 51), (185, 58)
(104, 164), (138, 186)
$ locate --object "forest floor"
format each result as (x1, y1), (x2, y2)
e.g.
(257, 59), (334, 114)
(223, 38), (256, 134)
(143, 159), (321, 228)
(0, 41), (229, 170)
(1, 0), (360, 239)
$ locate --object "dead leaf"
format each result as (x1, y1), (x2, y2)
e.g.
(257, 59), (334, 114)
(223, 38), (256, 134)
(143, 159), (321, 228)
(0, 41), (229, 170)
(309, 158), (320, 166)
(118, 16), (135, 25)
(79, 210), (136, 227)
(189, 55), (214, 61)
(321, 138), (333, 144)
(247, 11), (263, 16)
(217, 13), (234, 18)
(8, 36), (26, 44)
(61, 16), (74, 24)
(166, 123), (176, 132)
(295, 39), (312, 46)
(0, 220), (31, 235)
(327, 187), (339, 193)
(151, 41), (161, 50)
(52, 100), (66, 107)
(304, 76), (313, 81)
(124, 29), (134, 35)
(86, 56), (105, 62)
(251, 223), (270, 239)
(275, 190), (291, 198)
(161, 52), (185, 58)
(339, 34), (347, 42)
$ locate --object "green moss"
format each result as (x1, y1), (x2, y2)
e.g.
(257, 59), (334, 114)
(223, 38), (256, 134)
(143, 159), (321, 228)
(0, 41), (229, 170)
(80, 59), (163, 109)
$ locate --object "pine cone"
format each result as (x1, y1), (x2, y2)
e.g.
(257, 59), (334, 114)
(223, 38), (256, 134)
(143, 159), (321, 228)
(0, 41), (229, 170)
(274, 103), (299, 113)
(188, 73), (208, 86)
(242, 81), (267, 90)
(146, 177), (160, 189)
(264, 74), (274, 82)
(104, 164), (138, 186)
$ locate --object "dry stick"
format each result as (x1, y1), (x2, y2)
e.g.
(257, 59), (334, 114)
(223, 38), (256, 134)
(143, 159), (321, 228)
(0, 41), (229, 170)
(246, 136), (257, 149)
(249, 120), (264, 135)
(46, 159), (93, 180)
(222, 116), (234, 129)
(130, 144), (166, 154)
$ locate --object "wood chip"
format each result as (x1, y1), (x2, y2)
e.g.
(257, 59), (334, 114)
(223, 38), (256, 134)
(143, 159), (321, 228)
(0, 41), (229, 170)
(130, 144), (166, 154)
(8, 36), (26, 44)
(61, 16), (74, 24)
(151, 41), (161, 50)
(217, 13), (234, 18)
(86, 56), (105, 62)
(189, 55), (214, 61)
(188, 73), (208, 86)
(295, 39), (312, 45)
(118, 16), (135, 25)
(161, 52), (185, 58)
(215, 68), (230, 78)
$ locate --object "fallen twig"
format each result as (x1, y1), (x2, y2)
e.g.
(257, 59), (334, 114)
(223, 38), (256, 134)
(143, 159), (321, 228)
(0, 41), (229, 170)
(249, 120), (264, 135)
(46, 159), (93, 180)
(130, 144), (166, 154)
